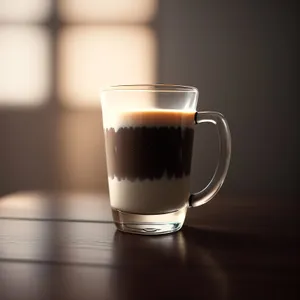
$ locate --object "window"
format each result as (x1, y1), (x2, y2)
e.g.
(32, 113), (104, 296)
(0, 0), (157, 108)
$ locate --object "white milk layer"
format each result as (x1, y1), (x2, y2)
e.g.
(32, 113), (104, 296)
(108, 176), (190, 214)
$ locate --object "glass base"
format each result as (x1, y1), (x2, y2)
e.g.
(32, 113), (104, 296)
(112, 206), (187, 235)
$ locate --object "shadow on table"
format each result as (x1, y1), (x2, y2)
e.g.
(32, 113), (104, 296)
(111, 224), (300, 300)
(111, 226), (229, 300)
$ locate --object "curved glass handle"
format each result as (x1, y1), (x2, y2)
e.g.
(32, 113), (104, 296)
(189, 111), (231, 207)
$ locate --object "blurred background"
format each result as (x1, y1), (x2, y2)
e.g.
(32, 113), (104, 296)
(0, 0), (298, 198)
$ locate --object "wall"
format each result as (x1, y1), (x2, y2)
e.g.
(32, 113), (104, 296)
(158, 0), (299, 196)
(0, 0), (298, 197)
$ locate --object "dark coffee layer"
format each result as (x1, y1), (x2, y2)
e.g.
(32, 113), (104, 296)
(105, 126), (194, 180)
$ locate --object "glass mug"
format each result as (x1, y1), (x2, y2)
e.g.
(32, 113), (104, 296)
(100, 84), (231, 235)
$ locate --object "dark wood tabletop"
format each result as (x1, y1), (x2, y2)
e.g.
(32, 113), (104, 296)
(0, 191), (299, 300)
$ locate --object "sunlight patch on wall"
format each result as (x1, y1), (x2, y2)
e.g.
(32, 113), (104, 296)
(59, 26), (156, 107)
(0, 26), (50, 106)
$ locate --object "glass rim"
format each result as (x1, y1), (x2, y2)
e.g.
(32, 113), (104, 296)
(100, 84), (198, 93)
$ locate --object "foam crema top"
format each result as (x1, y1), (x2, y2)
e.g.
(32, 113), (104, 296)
(103, 109), (196, 129)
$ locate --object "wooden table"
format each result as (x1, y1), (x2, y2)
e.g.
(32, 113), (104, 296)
(0, 191), (299, 300)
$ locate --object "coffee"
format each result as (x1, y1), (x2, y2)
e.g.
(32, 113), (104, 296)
(103, 110), (195, 214)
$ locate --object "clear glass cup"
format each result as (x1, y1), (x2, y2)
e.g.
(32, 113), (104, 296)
(100, 84), (231, 235)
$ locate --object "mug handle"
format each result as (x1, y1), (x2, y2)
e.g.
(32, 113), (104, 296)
(189, 111), (231, 207)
